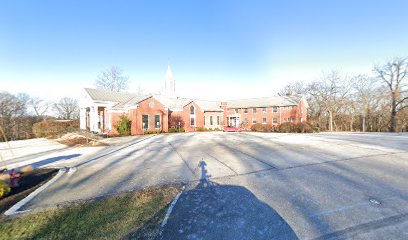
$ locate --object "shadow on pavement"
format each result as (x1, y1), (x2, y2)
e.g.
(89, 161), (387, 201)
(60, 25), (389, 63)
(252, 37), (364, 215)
(29, 154), (81, 169)
(162, 160), (298, 240)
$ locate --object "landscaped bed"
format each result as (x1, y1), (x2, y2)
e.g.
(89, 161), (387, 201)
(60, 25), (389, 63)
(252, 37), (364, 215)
(0, 185), (181, 239)
(0, 168), (59, 215)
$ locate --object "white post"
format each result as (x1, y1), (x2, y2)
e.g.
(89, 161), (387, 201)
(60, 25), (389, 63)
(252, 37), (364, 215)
(80, 108), (86, 130)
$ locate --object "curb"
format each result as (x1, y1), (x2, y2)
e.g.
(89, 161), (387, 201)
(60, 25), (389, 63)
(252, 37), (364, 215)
(4, 168), (67, 216)
(159, 185), (185, 239)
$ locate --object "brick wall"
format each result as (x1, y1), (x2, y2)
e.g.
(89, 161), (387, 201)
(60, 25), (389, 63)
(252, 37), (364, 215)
(204, 111), (223, 129)
(225, 104), (304, 129)
(131, 97), (168, 134)
(183, 102), (204, 132)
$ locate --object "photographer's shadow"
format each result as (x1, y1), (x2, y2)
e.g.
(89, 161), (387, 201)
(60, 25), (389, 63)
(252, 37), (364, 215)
(162, 160), (298, 240)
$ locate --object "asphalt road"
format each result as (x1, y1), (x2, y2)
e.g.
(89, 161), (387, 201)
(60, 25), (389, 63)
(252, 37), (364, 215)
(21, 132), (408, 239)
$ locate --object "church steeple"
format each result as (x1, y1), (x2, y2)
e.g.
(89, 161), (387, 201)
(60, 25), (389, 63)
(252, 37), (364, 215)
(164, 64), (175, 97)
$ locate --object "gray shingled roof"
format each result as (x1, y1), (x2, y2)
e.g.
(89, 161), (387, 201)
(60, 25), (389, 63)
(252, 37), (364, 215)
(194, 100), (223, 112)
(85, 88), (302, 111)
(153, 95), (192, 111)
(226, 95), (301, 109)
(84, 88), (138, 103)
(112, 95), (152, 109)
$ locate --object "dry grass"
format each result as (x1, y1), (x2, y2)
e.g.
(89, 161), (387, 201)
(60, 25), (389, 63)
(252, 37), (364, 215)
(0, 185), (181, 240)
(57, 132), (108, 147)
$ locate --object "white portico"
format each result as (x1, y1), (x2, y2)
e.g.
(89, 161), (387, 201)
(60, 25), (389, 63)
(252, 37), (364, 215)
(227, 113), (241, 128)
(79, 88), (136, 133)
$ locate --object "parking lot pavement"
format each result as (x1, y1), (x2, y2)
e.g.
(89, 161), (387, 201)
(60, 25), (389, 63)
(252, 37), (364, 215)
(17, 132), (408, 239)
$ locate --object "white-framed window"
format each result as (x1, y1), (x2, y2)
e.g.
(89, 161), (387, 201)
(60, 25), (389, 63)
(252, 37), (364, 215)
(252, 118), (257, 123)
(142, 115), (149, 129)
(244, 108), (248, 114)
(190, 116), (195, 126)
(217, 116), (220, 125)
(210, 116), (213, 125)
(155, 115), (160, 129)
(190, 105), (195, 127)
(253, 108), (257, 114)
(262, 107), (267, 113)
(273, 118), (278, 124)
(273, 107), (278, 113)
(235, 109), (239, 113)
(262, 118), (267, 124)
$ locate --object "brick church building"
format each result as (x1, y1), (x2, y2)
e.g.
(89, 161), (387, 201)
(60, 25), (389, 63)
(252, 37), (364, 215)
(79, 66), (307, 135)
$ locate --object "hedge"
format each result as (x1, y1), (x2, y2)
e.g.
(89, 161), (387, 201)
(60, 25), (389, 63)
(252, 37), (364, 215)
(32, 119), (79, 138)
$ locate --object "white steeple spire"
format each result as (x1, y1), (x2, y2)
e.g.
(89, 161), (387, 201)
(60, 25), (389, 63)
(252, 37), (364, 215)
(164, 64), (175, 97)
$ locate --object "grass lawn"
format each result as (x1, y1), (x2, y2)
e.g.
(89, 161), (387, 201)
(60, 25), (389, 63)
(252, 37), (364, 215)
(0, 185), (181, 240)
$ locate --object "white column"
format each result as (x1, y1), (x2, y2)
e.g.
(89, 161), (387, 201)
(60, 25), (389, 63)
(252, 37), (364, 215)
(80, 108), (86, 130)
(89, 105), (100, 133)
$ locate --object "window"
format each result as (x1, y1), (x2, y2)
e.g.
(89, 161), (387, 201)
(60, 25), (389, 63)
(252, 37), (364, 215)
(252, 118), (257, 123)
(262, 107), (267, 113)
(204, 116), (206, 124)
(155, 115), (160, 129)
(244, 108), (248, 114)
(217, 116), (220, 125)
(142, 115), (149, 129)
(273, 107), (278, 113)
(253, 108), (257, 114)
(284, 118), (287, 122)
(291, 117), (295, 122)
(190, 116), (195, 126)
(235, 109), (239, 113)
(262, 118), (267, 124)
(273, 118), (278, 124)
(190, 105), (195, 114)
(210, 116), (213, 125)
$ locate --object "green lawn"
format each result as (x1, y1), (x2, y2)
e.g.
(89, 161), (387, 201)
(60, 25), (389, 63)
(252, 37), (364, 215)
(0, 185), (180, 240)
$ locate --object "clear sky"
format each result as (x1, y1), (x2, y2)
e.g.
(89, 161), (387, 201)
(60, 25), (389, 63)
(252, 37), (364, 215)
(1, 0), (408, 101)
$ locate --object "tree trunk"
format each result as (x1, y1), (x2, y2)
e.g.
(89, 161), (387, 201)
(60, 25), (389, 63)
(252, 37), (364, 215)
(328, 110), (333, 131)
(362, 115), (366, 132)
(350, 116), (354, 132)
(390, 94), (397, 132)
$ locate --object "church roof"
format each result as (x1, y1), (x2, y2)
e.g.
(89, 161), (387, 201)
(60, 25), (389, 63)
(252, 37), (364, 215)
(84, 88), (138, 103)
(84, 88), (304, 111)
(194, 100), (223, 112)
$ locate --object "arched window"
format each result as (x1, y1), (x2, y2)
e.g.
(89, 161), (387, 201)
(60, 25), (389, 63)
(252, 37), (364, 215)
(190, 105), (195, 115)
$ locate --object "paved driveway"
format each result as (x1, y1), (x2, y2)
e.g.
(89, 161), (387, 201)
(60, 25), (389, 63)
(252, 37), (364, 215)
(21, 132), (408, 239)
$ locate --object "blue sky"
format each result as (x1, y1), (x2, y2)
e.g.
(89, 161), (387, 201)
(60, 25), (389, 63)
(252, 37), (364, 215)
(1, 1), (408, 101)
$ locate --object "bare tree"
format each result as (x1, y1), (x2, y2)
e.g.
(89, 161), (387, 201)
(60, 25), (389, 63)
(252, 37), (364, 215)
(308, 71), (351, 131)
(374, 57), (408, 132)
(278, 81), (307, 96)
(0, 92), (31, 140)
(95, 66), (129, 92)
(53, 97), (79, 120)
(29, 97), (49, 117)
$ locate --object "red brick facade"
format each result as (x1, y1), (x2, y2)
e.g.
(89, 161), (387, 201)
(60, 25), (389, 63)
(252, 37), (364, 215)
(182, 102), (204, 132)
(81, 88), (307, 135)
